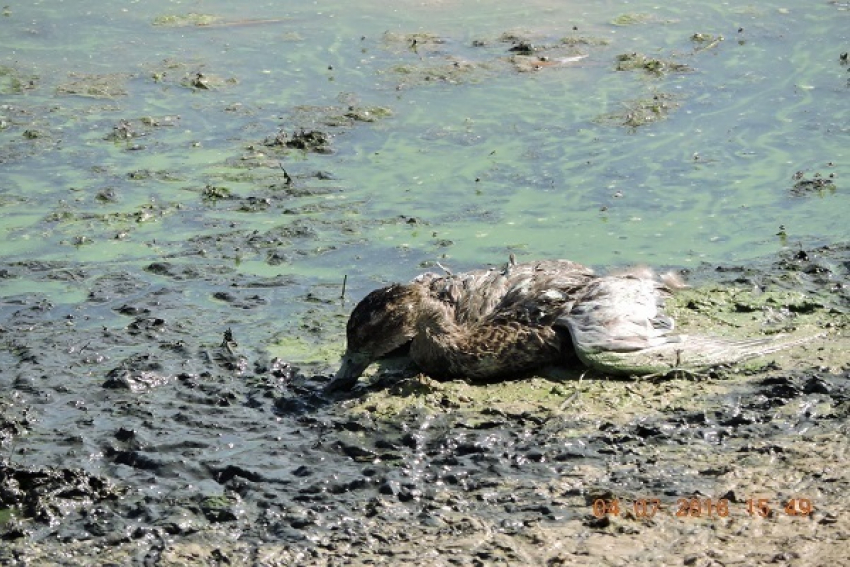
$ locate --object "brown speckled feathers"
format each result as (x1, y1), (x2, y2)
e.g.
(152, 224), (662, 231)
(331, 259), (592, 390)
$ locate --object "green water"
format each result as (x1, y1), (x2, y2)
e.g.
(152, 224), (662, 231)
(1, 0), (847, 323)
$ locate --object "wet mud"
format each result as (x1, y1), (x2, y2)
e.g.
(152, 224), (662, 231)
(0, 244), (847, 565)
(2, 5), (848, 564)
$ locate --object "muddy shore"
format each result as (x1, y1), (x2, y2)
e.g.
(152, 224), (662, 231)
(1, 244), (847, 565)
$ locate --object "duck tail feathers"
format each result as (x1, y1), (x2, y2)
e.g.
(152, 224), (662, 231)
(575, 331), (823, 376)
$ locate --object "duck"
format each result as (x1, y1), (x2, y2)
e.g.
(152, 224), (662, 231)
(327, 257), (815, 391)
(329, 258), (593, 390)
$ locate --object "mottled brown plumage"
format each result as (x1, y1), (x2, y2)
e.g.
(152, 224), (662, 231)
(331, 259), (593, 390)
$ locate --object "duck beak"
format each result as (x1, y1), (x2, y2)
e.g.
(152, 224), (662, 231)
(324, 353), (371, 392)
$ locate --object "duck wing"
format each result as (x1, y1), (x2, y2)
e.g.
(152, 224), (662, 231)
(421, 259), (594, 325)
(410, 319), (565, 380)
(556, 269), (820, 375)
(558, 271), (676, 353)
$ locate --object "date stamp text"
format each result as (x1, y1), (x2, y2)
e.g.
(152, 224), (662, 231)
(591, 497), (814, 519)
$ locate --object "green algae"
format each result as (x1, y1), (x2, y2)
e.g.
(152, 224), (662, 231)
(677, 289), (843, 326)
(0, 508), (16, 526)
(611, 14), (653, 26)
(152, 13), (220, 27)
(268, 325), (345, 368)
(347, 376), (575, 423)
(667, 284), (847, 373)
(6, 2), (842, 273)
(560, 36), (611, 47)
(0, 65), (38, 94)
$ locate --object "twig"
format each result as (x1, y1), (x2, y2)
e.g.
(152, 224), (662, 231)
(278, 162), (293, 185)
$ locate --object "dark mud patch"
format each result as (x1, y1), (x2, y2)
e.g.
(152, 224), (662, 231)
(378, 29), (607, 88)
(615, 52), (692, 76)
(0, 244), (847, 564)
(791, 167), (838, 197)
(232, 102), (392, 168)
(263, 129), (332, 153)
(103, 115), (180, 145)
(0, 463), (121, 538)
(144, 58), (238, 91)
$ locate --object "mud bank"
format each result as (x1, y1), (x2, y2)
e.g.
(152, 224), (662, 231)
(0, 244), (847, 565)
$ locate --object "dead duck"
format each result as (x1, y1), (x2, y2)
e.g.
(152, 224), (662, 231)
(329, 259), (593, 391)
(327, 259), (815, 391)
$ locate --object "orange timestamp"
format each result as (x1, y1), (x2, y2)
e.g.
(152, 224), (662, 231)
(591, 497), (814, 519)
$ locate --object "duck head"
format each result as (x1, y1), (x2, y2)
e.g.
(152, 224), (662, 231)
(327, 284), (428, 391)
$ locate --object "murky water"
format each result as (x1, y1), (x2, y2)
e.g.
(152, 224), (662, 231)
(3, 1), (847, 345)
(1, 1), (848, 563)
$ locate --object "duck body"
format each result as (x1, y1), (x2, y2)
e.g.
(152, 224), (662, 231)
(328, 258), (814, 391)
(331, 259), (594, 390)
(409, 312), (565, 381)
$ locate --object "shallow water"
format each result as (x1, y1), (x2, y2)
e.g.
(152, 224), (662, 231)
(1, 1), (849, 563)
(3, 1), (847, 342)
